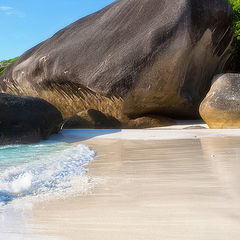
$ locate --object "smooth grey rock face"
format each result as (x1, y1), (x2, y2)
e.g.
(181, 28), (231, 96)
(0, 0), (232, 118)
(0, 93), (63, 144)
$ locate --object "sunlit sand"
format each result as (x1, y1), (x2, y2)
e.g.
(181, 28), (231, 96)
(19, 124), (240, 240)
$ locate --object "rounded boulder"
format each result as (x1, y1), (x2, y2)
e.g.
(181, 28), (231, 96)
(200, 74), (240, 128)
(0, 93), (63, 144)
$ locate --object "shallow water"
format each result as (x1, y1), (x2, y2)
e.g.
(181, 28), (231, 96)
(0, 140), (95, 205)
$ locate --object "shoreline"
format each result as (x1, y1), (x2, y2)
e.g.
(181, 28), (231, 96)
(23, 127), (240, 240)
(58, 128), (240, 142)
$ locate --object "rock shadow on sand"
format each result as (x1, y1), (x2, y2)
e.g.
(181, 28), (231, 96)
(49, 129), (122, 144)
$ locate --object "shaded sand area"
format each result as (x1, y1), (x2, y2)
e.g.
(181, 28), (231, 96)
(25, 126), (240, 240)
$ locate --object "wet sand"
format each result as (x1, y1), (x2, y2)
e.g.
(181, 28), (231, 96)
(28, 133), (240, 240)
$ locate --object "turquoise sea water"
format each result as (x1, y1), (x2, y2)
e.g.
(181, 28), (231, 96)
(0, 140), (95, 205)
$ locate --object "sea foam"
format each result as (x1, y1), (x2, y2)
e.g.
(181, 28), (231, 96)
(0, 143), (95, 205)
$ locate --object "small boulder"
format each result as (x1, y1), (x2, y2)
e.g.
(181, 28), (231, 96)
(63, 109), (121, 129)
(122, 115), (175, 129)
(0, 93), (63, 144)
(200, 74), (240, 128)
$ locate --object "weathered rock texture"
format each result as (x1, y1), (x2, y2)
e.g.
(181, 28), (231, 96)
(0, 93), (63, 144)
(63, 109), (121, 129)
(200, 74), (240, 129)
(0, 0), (233, 118)
(122, 115), (175, 129)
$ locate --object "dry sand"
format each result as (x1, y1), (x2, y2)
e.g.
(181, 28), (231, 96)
(26, 126), (240, 240)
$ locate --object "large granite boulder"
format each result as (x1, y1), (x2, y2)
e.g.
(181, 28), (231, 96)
(200, 74), (240, 129)
(0, 93), (63, 144)
(0, 0), (232, 118)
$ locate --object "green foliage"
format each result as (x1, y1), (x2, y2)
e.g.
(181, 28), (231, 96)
(0, 57), (19, 64)
(229, 0), (240, 40)
(0, 57), (19, 75)
(228, 0), (240, 70)
(0, 66), (8, 75)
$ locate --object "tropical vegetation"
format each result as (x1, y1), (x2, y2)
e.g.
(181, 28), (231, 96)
(229, 0), (240, 69)
(0, 57), (19, 75)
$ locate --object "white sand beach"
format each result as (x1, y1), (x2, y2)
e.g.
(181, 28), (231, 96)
(0, 0), (238, 239)
(10, 123), (239, 240)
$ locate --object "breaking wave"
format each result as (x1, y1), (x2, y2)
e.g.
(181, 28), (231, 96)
(0, 142), (95, 205)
